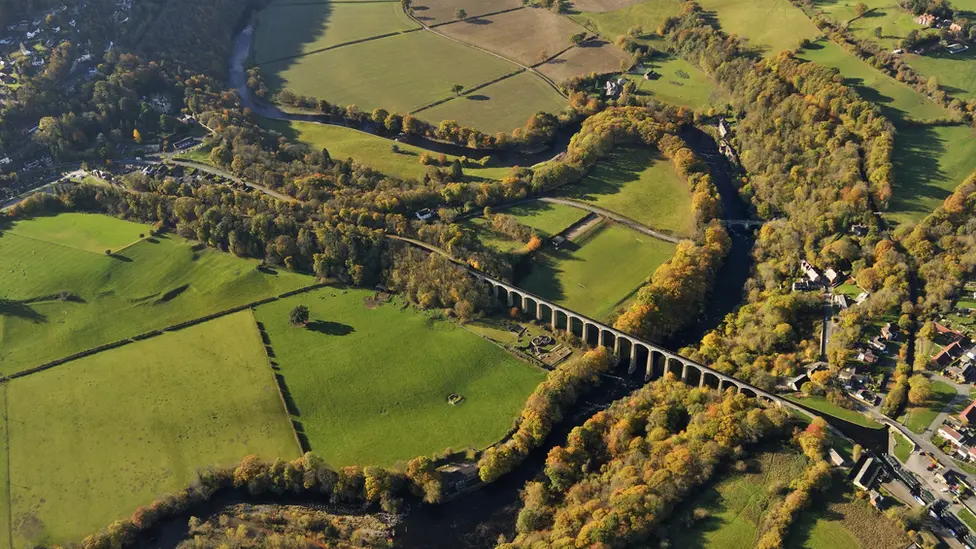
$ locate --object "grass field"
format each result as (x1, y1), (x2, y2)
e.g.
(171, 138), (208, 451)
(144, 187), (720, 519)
(5, 212), (146, 254)
(960, 508), (976, 532)
(570, 0), (683, 44)
(6, 311), (298, 547)
(253, 287), (546, 467)
(558, 147), (694, 236)
(417, 71), (567, 134)
(624, 55), (724, 109)
(893, 431), (913, 463)
(696, 0), (821, 55)
(519, 222), (675, 321)
(668, 448), (808, 548)
(0, 386), (8, 549)
(260, 119), (513, 181)
(889, 122), (976, 223)
(903, 379), (957, 434)
(253, 1), (418, 65)
(814, 0), (918, 50)
(784, 395), (884, 429)
(411, 0), (524, 25)
(463, 200), (588, 251)
(787, 486), (910, 549)
(536, 39), (631, 83)
(0, 214), (308, 375)
(261, 30), (518, 115)
(907, 50), (976, 102)
(798, 40), (947, 121)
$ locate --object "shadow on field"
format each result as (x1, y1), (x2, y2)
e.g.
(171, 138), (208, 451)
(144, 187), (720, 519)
(560, 147), (657, 203)
(107, 253), (133, 262)
(155, 284), (190, 304)
(890, 123), (955, 214)
(0, 299), (46, 323)
(275, 373), (303, 416)
(306, 320), (354, 336)
(253, 1), (333, 86)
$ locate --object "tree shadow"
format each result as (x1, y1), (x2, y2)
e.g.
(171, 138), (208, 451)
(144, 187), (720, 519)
(306, 320), (355, 336)
(107, 253), (133, 262)
(464, 17), (492, 25)
(154, 284), (190, 304)
(0, 299), (47, 323)
(559, 146), (657, 203)
(467, 94), (490, 101)
(275, 373), (302, 416)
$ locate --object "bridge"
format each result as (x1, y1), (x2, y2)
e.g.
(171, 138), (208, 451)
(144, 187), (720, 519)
(466, 270), (792, 406)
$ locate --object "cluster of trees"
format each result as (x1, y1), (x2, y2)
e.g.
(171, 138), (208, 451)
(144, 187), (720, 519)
(478, 348), (613, 483)
(615, 222), (730, 341)
(499, 377), (793, 547)
(181, 505), (392, 549)
(74, 451), (438, 549)
(384, 246), (493, 321)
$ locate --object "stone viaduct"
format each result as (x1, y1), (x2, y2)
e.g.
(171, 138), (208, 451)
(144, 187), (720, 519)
(470, 272), (783, 405)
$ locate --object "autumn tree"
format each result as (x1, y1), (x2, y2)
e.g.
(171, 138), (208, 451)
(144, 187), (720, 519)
(289, 305), (310, 326)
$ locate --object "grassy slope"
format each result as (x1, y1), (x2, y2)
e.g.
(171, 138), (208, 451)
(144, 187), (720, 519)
(463, 201), (588, 252)
(254, 2), (418, 64)
(907, 50), (976, 102)
(570, 0), (683, 42)
(785, 395), (884, 429)
(626, 55), (725, 109)
(903, 379), (956, 433)
(0, 386), (7, 549)
(798, 40), (946, 121)
(0, 215), (308, 375)
(260, 119), (512, 181)
(261, 31), (518, 114)
(815, 0), (917, 50)
(520, 222), (675, 321)
(254, 288), (546, 467)
(558, 147), (694, 236)
(7, 311), (297, 547)
(695, 0), (821, 54)
(5, 213), (146, 254)
(669, 449), (808, 548)
(417, 72), (567, 134)
(787, 486), (909, 549)
(893, 431), (913, 463)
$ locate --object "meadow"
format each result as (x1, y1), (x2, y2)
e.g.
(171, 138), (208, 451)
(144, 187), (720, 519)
(437, 8), (582, 68)
(0, 214), (308, 375)
(695, 0), (821, 55)
(557, 147), (694, 237)
(417, 71), (567, 134)
(536, 40), (631, 83)
(668, 449), (808, 548)
(260, 119), (513, 181)
(411, 0), (524, 25)
(625, 55), (724, 110)
(253, 1), (418, 65)
(519, 222), (676, 321)
(901, 378), (957, 433)
(570, 0), (683, 43)
(890, 123), (976, 223)
(0, 387), (8, 549)
(260, 30), (518, 115)
(814, 0), (917, 50)
(5, 311), (298, 548)
(907, 50), (976, 102)
(785, 487), (909, 548)
(784, 394), (884, 429)
(463, 200), (588, 252)
(254, 287), (546, 467)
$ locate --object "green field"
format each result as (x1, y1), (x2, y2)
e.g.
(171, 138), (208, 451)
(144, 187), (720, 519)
(889, 122), (976, 223)
(0, 214), (308, 375)
(903, 379), (957, 434)
(570, 0), (683, 46)
(417, 72), (567, 134)
(464, 200), (589, 252)
(260, 31), (518, 115)
(893, 431), (913, 463)
(815, 0), (919, 50)
(798, 40), (947, 121)
(626, 56), (725, 110)
(260, 119), (513, 181)
(254, 1), (418, 64)
(253, 287), (546, 467)
(519, 222), (675, 321)
(558, 147), (694, 236)
(696, 0), (822, 54)
(787, 486), (910, 549)
(5, 212), (146, 254)
(0, 385), (8, 549)
(669, 449), (808, 548)
(907, 50), (976, 102)
(960, 508), (976, 532)
(785, 395), (884, 429)
(6, 311), (298, 547)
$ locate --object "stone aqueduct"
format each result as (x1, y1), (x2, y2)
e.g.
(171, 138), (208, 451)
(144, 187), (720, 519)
(470, 272), (785, 407)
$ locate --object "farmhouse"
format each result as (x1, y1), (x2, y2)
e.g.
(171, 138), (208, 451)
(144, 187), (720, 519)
(915, 13), (936, 26)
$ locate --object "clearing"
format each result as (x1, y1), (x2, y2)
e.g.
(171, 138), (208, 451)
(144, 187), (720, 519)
(519, 221), (676, 321)
(784, 395), (884, 429)
(786, 486), (910, 549)
(0, 214), (308, 375)
(557, 147), (694, 237)
(253, 287), (546, 467)
(625, 55), (725, 109)
(463, 200), (589, 252)
(902, 378), (957, 434)
(418, 71), (567, 134)
(260, 119), (513, 181)
(6, 311), (298, 547)
(667, 448), (808, 548)
(260, 30), (518, 115)
(253, 1), (418, 65)
(695, 0), (821, 55)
